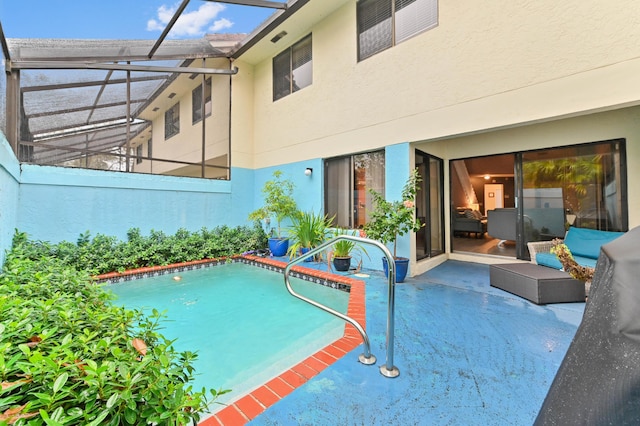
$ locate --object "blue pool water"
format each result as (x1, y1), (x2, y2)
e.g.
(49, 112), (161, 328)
(106, 262), (349, 406)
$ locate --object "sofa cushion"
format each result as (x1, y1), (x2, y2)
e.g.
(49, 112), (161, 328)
(536, 252), (563, 270)
(564, 227), (624, 259)
(536, 252), (598, 270)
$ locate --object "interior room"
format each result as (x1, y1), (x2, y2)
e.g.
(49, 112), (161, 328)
(451, 154), (517, 257)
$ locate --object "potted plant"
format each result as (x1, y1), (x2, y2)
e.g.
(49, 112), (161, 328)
(287, 211), (333, 261)
(248, 170), (299, 257)
(363, 168), (423, 282)
(330, 228), (369, 272)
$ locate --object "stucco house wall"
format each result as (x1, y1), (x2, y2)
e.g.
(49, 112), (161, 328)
(237, 0), (640, 168)
(229, 0), (640, 273)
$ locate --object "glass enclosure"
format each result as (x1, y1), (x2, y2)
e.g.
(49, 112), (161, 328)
(2, 38), (234, 180)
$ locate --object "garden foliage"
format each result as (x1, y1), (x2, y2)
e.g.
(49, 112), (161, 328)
(9, 223), (267, 275)
(0, 223), (267, 424)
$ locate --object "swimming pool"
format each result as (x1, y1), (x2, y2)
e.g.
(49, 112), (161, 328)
(106, 262), (350, 408)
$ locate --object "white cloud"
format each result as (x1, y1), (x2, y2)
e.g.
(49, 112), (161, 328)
(209, 18), (233, 33)
(147, 2), (233, 37)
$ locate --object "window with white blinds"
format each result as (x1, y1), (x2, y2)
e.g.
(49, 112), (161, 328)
(357, 0), (438, 61)
(273, 34), (313, 101)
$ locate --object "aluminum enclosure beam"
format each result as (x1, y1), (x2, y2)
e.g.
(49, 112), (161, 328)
(148, 0), (191, 59)
(205, 0), (287, 9)
(11, 61), (238, 75)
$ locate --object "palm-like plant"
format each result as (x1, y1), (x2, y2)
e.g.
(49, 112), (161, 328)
(331, 228), (367, 257)
(287, 211), (333, 260)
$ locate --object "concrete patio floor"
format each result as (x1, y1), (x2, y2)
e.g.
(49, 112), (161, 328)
(248, 260), (585, 425)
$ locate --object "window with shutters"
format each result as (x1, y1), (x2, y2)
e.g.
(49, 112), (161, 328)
(273, 34), (312, 101)
(357, 0), (438, 61)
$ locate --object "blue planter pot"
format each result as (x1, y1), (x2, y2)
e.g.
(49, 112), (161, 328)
(268, 238), (289, 257)
(300, 247), (313, 262)
(382, 257), (410, 283)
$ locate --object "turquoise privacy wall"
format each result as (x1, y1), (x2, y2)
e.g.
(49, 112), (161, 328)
(16, 165), (257, 245)
(0, 135), (20, 266)
(251, 159), (324, 236)
(2, 133), (413, 274)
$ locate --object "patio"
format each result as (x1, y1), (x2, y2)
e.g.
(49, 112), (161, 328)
(214, 259), (585, 425)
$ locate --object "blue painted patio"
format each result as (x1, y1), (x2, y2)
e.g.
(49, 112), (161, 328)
(249, 260), (584, 425)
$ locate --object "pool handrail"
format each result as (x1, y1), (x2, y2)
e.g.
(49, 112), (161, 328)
(283, 234), (400, 378)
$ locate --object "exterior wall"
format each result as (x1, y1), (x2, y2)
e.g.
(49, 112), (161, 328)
(136, 58), (232, 178)
(0, 134), (20, 265)
(15, 165), (255, 245)
(233, 0), (640, 273)
(239, 0), (640, 169)
(230, 59), (257, 170)
(250, 159), (323, 236)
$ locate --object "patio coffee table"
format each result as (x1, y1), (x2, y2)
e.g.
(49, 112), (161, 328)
(490, 263), (585, 304)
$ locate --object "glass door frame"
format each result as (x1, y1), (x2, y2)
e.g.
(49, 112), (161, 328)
(415, 149), (445, 260)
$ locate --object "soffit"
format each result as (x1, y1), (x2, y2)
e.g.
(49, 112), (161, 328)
(234, 0), (349, 65)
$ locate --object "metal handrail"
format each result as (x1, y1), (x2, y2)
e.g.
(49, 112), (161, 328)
(283, 235), (400, 378)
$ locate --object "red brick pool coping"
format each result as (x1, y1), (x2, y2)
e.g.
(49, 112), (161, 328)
(95, 255), (367, 426)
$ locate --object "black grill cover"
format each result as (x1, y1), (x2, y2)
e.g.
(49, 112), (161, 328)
(535, 226), (640, 425)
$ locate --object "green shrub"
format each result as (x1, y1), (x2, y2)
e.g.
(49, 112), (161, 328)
(8, 222), (268, 276)
(0, 255), (221, 425)
(0, 222), (268, 424)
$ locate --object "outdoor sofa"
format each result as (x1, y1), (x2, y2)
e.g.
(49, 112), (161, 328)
(528, 226), (625, 270)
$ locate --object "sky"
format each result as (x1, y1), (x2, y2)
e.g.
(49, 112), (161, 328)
(0, 0), (275, 40)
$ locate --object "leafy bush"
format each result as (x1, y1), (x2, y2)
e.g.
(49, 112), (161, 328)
(9, 222), (268, 275)
(0, 254), (222, 425)
(0, 223), (268, 424)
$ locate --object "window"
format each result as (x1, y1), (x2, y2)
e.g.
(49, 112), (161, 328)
(325, 150), (385, 228)
(357, 0), (438, 61)
(192, 77), (212, 124)
(273, 35), (313, 101)
(164, 102), (180, 140)
(136, 144), (143, 164)
(147, 138), (152, 158)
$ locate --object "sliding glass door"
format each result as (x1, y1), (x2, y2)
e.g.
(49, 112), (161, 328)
(450, 139), (627, 259)
(416, 150), (444, 259)
(520, 139), (627, 258)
